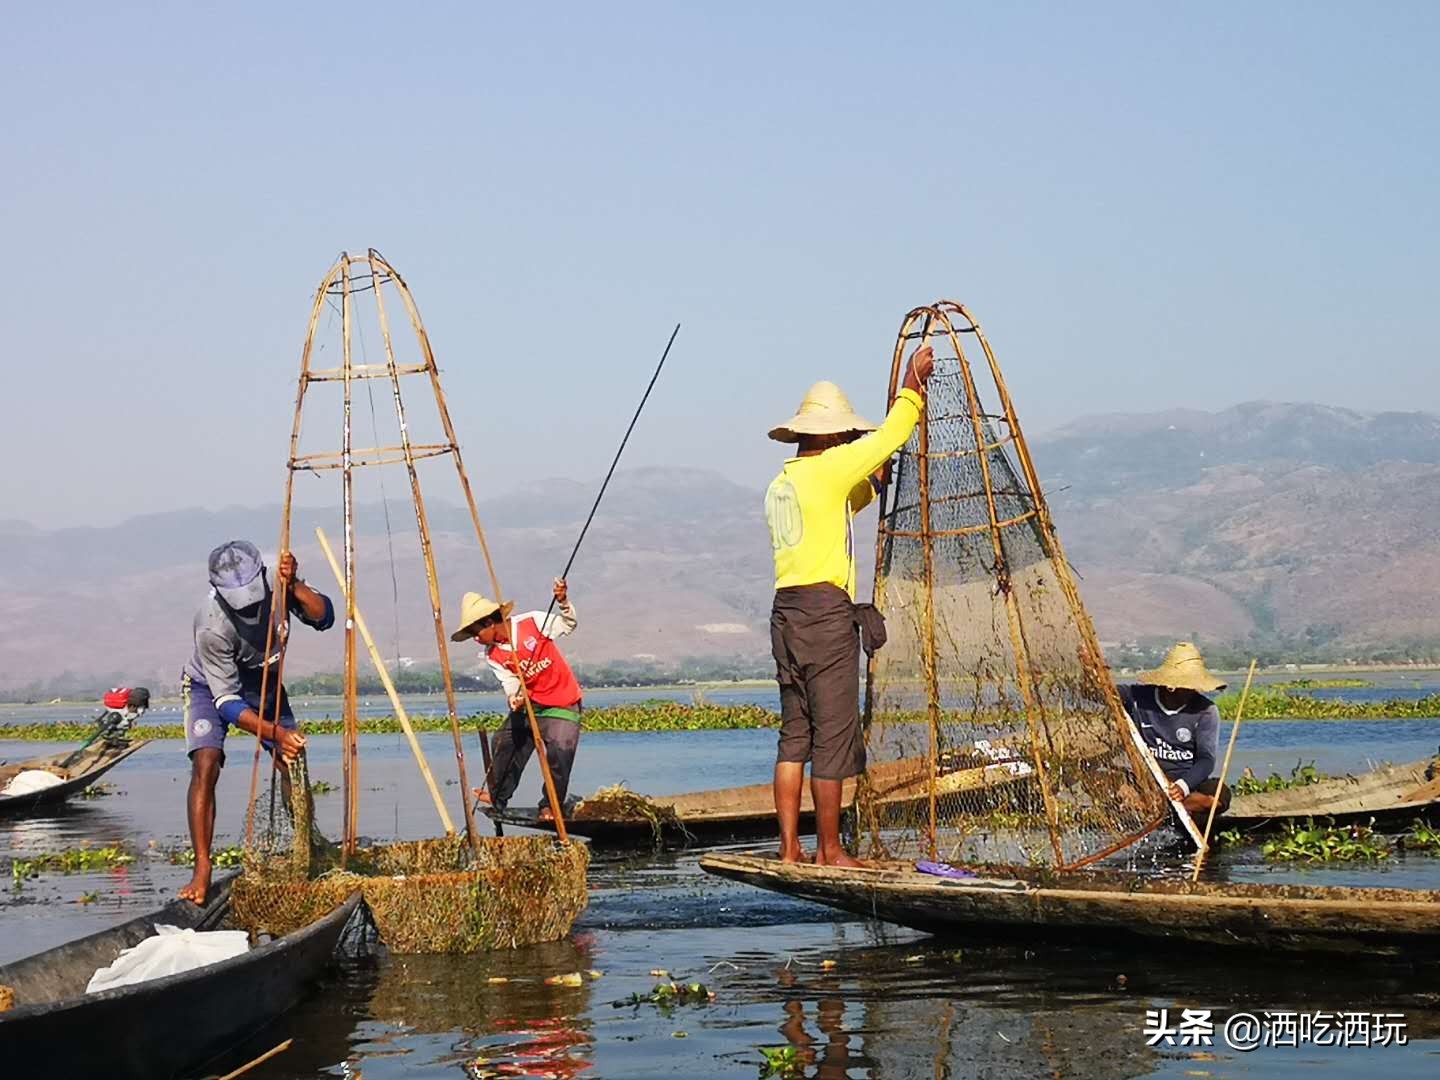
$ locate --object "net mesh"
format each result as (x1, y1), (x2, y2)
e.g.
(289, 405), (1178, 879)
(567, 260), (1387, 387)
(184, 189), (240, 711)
(236, 757), (590, 953)
(857, 303), (1169, 869)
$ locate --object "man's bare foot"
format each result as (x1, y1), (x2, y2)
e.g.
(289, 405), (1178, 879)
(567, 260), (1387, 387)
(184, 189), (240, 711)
(473, 788), (493, 807)
(815, 849), (863, 868)
(537, 806), (554, 822)
(778, 845), (811, 863)
(178, 862), (211, 905)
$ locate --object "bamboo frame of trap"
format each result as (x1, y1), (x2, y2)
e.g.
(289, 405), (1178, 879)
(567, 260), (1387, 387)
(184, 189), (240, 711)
(235, 250), (585, 952)
(859, 300), (1184, 869)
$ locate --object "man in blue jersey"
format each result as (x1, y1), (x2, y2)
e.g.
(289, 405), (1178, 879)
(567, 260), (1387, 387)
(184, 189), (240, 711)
(1117, 641), (1232, 821)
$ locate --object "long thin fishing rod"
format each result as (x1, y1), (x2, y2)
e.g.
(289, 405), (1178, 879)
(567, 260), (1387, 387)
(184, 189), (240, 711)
(476, 322), (679, 823)
(535, 321), (680, 630)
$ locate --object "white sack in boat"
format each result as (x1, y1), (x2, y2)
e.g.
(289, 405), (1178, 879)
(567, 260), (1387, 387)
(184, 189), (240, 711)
(2, 770), (66, 796)
(86, 924), (250, 993)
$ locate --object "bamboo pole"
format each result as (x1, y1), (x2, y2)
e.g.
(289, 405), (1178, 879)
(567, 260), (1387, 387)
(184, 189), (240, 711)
(1192, 659), (1256, 881)
(374, 251), (502, 806)
(856, 321), (914, 855)
(366, 251), (483, 855)
(951, 298), (1174, 849)
(938, 305), (1066, 866)
(315, 527), (455, 835)
(340, 257), (360, 858)
(911, 312), (941, 862)
(244, 262), (335, 849)
(503, 613), (572, 842)
(217, 1038), (294, 1080)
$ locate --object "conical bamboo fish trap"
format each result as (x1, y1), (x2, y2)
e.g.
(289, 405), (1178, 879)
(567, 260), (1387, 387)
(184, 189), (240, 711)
(857, 301), (1171, 869)
(233, 250), (588, 952)
(236, 756), (588, 952)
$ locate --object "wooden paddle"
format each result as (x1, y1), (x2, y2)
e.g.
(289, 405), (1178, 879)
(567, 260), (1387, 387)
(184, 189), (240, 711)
(1192, 659), (1256, 881)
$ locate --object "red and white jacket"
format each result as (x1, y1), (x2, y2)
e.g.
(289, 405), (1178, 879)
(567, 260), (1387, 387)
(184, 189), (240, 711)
(484, 601), (581, 709)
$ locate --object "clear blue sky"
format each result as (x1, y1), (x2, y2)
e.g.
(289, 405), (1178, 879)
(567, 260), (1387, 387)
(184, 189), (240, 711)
(3, 2), (1436, 526)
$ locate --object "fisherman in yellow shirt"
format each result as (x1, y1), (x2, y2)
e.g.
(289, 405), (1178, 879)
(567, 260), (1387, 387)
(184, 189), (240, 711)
(765, 343), (934, 864)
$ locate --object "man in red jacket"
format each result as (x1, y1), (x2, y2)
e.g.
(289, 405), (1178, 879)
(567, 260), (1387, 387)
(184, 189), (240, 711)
(456, 578), (580, 821)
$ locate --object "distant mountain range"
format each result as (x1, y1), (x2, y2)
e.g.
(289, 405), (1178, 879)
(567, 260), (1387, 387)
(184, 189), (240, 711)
(1037, 401), (1440, 663)
(5, 400), (1440, 695)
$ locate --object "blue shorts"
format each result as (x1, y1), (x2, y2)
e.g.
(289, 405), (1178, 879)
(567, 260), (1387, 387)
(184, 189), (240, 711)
(182, 671), (296, 765)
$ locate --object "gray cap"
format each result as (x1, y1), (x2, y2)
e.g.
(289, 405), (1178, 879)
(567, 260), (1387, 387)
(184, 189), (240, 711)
(208, 540), (268, 609)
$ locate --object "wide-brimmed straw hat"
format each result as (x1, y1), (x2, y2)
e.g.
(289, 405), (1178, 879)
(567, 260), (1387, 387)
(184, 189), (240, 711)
(1136, 641), (1227, 694)
(450, 592), (515, 641)
(768, 381), (877, 443)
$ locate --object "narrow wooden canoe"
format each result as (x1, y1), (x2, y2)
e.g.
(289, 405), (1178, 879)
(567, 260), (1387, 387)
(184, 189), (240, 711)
(1223, 756), (1440, 832)
(491, 754), (1033, 845)
(699, 851), (1440, 955)
(0, 740), (149, 815)
(0, 877), (363, 1078)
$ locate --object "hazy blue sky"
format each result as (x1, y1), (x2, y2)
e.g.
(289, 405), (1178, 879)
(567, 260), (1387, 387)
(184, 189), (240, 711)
(3, 3), (1436, 526)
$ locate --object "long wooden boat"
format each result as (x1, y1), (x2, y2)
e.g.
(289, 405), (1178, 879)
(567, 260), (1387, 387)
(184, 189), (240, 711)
(699, 851), (1440, 955)
(492, 754), (1034, 846)
(1223, 756), (1440, 832)
(0, 876), (363, 1078)
(0, 740), (149, 815)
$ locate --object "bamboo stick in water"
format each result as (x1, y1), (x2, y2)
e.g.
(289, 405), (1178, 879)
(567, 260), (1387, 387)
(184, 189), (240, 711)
(1192, 659), (1257, 881)
(315, 526), (455, 836)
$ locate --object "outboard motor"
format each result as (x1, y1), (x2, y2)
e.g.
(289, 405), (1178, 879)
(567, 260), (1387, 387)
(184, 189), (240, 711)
(95, 687), (150, 747)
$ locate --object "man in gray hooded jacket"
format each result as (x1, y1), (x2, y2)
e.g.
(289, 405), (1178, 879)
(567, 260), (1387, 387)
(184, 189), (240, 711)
(179, 540), (333, 904)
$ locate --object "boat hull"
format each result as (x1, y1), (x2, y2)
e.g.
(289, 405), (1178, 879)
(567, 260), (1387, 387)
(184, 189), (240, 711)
(0, 879), (362, 1078)
(699, 852), (1440, 955)
(0, 740), (150, 814)
(492, 756), (1031, 847)
(1222, 757), (1440, 832)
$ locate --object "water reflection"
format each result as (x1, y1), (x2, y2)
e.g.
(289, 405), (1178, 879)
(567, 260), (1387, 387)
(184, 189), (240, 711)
(366, 938), (599, 1078)
(773, 964), (859, 1078)
(721, 931), (1440, 1080)
(7, 723), (1440, 1078)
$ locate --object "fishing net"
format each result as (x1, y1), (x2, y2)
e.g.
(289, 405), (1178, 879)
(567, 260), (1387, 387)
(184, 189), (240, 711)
(856, 302), (1169, 869)
(243, 751), (330, 880)
(234, 758), (590, 953)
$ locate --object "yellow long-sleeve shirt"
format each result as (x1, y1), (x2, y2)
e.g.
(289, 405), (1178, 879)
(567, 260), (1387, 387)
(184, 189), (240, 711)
(765, 388), (924, 597)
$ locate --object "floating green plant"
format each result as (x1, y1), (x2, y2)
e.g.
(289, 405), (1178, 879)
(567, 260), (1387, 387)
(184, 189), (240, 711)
(759, 1046), (803, 1078)
(1401, 820), (1440, 855)
(614, 981), (713, 1011)
(11, 845), (135, 886)
(1268, 678), (1372, 690)
(1261, 820), (1389, 863)
(4, 686), (1437, 746)
(1234, 760), (1326, 796)
(167, 845), (245, 868)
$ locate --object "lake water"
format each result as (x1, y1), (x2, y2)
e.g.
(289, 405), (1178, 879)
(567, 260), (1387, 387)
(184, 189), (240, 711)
(7, 669), (1440, 732)
(3, 723), (1439, 1078)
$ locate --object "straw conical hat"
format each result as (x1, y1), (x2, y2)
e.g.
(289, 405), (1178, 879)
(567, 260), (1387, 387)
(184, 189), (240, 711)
(1135, 642), (1227, 694)
(768, 381), (877, 443)
(450, 592), (515, 641)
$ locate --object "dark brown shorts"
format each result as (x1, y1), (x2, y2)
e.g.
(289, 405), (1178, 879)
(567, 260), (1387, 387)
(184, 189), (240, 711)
(770, 583), (864, 781)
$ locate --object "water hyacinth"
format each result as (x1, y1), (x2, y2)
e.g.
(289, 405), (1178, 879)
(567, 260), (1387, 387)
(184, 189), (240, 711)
(1261, 820), (1391, 863)
(0, 702), (780, 742)
(11, 844), (135, 886)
